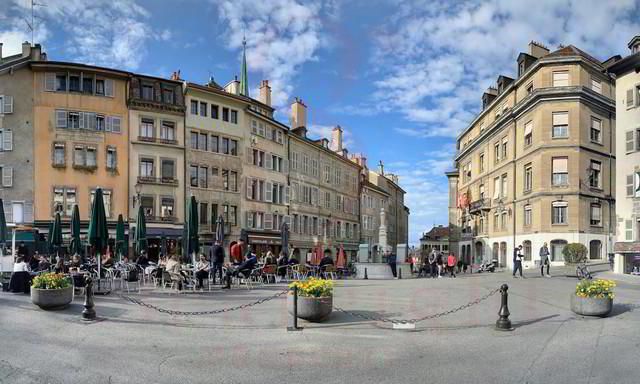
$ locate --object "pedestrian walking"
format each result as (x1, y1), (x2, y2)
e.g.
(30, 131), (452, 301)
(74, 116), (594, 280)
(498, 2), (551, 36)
(436, 252), (444, 278)
(539, 242), (550, 277)
(210, 240), (225, 284)
(512, 245), (524, 278)
(608, 253), (614, 271)
(447, 253), (457, 278)
(428, 250), (438, 278)
(387, 251), (397, 278)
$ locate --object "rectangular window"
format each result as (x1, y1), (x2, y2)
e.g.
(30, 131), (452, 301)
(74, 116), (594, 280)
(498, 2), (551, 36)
(222, 107), (229, 122)
(140, 159), (154, 177)
(140, 118), (154, 138)
(53, 143), (65, 166)
(210, 135), (219, 153)
(198, 133), (207, 151)
(552, 71), (569, 87)
(589, 160), (601, 189)
(95, 79), (105, 95)
(625, 220), (633, 241)
(190, 165), (199, 187)
(229, 139), (238, 156)
(552, 201), (568, 224)
(211, 104), (219, 119)
(524, 205), (532, 226)
(191, 100), (198, 115)
(162, 88), (174, 104)
(501, 138), (508, 159)
(524, 164), (532, 192)
(591, 78), (602, 94)
(200, 203), (208, 225)
(526, 83), (533, 95)
(82, 77), (93, 94)
(479, 153), (485, 172)
(161, 159), (175, 180)
(55, 74), (67, 91)
(590, 117), (602, 143)
(222, 138), (229, 154)
(68, 112), (80, 129)
(230, 110), (238, 124)
(74, 145), (85, 166)
(96, 115), (105, 131)
(627, 174), (635, 197)
(141, 196), (154, 217)
(552, 157), (568, 186)
(200, 102), (207, 117)
(199, 166), (208, 188)
(590, 204), (602, 226)
(190, 131), (198, 150)
(160, 121), (175, 141)
(494, 143), (500, 163)
(493, 177), (501, 199)
(524, 121), (533, 146)
(161, 198), (174, 218)
(501, 174), (508, 199)
(69, 74), (81, 92)
(106, 147), (116, 170)
(90, 189), (111, 218)
(552, 112), (569, 138)
(142, 84), (154, 100)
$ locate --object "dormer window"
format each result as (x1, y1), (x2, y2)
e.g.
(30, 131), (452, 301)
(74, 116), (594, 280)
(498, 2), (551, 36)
(142, 84), (154, 100)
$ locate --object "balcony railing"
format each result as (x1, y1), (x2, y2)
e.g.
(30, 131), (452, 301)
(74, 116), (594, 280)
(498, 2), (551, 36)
(469, 198), (491, 214)
(137, 136), (179, 146)
(137, 176), (179, 186)
(145, 215), (177, 223)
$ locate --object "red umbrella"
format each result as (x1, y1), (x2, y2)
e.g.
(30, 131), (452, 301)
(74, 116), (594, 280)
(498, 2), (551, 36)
(337, 245), (346, 268)
(314, 246), (322, 265)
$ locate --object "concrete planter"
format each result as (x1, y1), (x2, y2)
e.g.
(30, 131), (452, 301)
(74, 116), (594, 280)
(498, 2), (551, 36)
(287, 294), (333, 322)
(570, 294), (612, 317)
(31, 286), (73, 310)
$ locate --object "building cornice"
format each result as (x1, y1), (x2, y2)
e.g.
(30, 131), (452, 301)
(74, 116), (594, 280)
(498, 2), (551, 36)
(30, 61), (130, 79)
(289, 133), (361, 170)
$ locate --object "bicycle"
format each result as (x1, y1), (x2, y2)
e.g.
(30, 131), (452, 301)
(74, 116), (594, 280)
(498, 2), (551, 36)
(576, 262), (592, 280)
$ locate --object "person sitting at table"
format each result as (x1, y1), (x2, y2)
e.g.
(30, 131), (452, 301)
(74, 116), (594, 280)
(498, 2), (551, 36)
(37, 254), (51, 272)
(102, 253), (114, 269)
(28, 251), (40, 271)
(264, 250), (276, 266)
(276, 251), (289, 278)
(53, 257), (67, 274)
(319, 250), (335, 273)
(222, 249), (257, 289)
(165, 254), (185, 290)
(136, 251), (150, 268)
(195, 254), (210, 289)
(9, 256), (32, 293)
(69, 254), (82, 271)
(230, 239), (245, 264)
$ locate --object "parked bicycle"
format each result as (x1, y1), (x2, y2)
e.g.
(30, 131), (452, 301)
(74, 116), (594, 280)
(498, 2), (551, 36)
(576, 262), (592, 280)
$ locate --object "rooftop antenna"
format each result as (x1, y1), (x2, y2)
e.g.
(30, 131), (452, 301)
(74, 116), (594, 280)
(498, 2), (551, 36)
(23, 0), (46, 45)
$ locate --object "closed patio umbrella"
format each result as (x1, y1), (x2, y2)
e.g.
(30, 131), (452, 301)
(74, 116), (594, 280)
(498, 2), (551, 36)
(0, 199), (7, 256)
(88, 188), (109, 279)
(280, 222), (289, 258)
(134, 205), (147, 258)
(115, 214), (126, 262)
(69, 204), (83, 258)
(51, 212), (63, 260)
(183, 196), (199, 265)
(215, 215), (225, 244)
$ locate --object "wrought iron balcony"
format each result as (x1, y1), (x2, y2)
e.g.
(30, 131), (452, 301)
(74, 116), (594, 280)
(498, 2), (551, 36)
(469, 198), (491, 214)
(137, 176), (179, 186)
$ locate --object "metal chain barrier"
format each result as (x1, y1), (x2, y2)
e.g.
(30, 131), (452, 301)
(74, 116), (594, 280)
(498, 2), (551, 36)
(119, 288), (289, 316)
(334, 288), (500, 325)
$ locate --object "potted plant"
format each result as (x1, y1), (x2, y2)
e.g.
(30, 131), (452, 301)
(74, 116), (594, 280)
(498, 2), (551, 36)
(288, 278), (333, 322)
(571, 279), (615, 317)
(31, 273), (73, 310)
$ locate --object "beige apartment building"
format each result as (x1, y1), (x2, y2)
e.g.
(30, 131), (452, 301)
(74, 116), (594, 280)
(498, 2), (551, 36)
(184, 79), (244, 254)
(288, 100), (361, 261)
(128, 73), (185, 259)
(450, 42), (616, 269)
(608, 35), (640, 275)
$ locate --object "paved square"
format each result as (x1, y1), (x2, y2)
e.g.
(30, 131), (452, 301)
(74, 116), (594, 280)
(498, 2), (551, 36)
(1, 268), (639, 384)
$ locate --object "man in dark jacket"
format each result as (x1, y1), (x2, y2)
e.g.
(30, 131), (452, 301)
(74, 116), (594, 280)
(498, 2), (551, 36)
(222, 250), (257, 289)
(513, 245), (524, 278)
(318, 250), (334, 273)
(210, 240), (225, 284)
(387, 251), (397, 278)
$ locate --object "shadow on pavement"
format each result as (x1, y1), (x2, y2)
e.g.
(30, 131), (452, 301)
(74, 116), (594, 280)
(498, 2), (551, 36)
(512, 314), (560, 327)
(609, 303), (640, 317)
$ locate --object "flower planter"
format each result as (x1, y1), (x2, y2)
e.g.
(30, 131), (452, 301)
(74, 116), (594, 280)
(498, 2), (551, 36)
(287, 294), (333, 322)
(570, 294), (612, 317)
(31, 286), (73, 310)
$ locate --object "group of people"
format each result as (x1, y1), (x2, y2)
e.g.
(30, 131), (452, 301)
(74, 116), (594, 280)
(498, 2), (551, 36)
(416, 250), (459, 278)
(512, 242), (551, 278)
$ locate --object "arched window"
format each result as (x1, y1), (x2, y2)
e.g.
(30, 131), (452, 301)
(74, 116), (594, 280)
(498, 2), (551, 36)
(523, 240), (532, 261)
(550, 239), (567, 261)
(492, 242), (499, 260)
(500, 242), (507, 267)
(589, 240), (602, 260)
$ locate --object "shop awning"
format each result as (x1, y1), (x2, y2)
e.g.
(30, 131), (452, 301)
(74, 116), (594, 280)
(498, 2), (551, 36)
(147, 227), (183, 238)
(614, 242), (640, 254)
(247, 231), (281, 245)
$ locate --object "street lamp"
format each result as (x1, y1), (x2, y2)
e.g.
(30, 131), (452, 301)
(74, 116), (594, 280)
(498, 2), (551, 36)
(133, 182), (142, 208)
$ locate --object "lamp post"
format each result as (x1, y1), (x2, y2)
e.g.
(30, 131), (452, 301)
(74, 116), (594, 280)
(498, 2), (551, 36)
(132, 182), (142, 208)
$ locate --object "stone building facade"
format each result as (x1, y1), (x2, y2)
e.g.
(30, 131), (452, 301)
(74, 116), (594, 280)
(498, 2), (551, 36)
(128, 73), (185, 258)
(449, 42), (616, 269)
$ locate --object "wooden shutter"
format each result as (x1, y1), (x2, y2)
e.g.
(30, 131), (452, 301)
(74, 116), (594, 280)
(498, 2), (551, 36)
(111, 116), (121, 133)
(3, 200), (12, 223)
(87, 113), (97, 130)
(105, 79), (114, 97)
(246, 147), (253, 164)
(45, 73), (56, 91)
(627, 174), (634, 196)
(627, 89), (634, 108)
(2, 166), (13, 187)
(246, 177), (253, 199)
(265, 181), (273, 202)
(3, 96), (13, 114)
(246, 212), (253, 228)
(264, 213), (273, 230)
(265, 153), (272, 170)
(56, 110), (67, 128)
(626, 131), (635, 152)
(2, 130), (12, 151)
(79, 111), (86, 129)
(24, 202), (33, 223)
(105, 116), (113, 132)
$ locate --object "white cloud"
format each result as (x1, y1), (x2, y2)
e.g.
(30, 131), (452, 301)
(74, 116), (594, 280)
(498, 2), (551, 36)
(1, 0), (163, 70)
(214, 0), (337, 109)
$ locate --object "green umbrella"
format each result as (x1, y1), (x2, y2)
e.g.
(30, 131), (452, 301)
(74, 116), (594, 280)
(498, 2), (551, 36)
(0, 199), (6, 258)
(183, 196), (199, 265)
(46, 221), (54, 257)
(115, 214), (126, 262)
(134, 205), (147, 258)
(88, 188), (109, 274)
(51, 212), (63, 259)
(69, 204), (83, 257)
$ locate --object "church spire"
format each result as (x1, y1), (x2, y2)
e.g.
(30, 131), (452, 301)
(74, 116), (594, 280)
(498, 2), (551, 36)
(239, 34), (249, 97)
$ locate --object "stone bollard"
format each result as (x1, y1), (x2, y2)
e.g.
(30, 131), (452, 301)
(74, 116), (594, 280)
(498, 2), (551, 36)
(82, 275), (96, 321)
(495, 284), (513, 331)
(364, 268), (368, 280)
(287, 285), (303, 332)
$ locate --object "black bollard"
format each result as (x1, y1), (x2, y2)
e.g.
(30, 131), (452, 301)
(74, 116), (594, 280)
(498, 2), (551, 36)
(287, 285), (303, 331)
(398, 268), (402, 279)
(82, 275), (96, 321)
(495, 284), (513, 331)
(364, 267), (368, 280)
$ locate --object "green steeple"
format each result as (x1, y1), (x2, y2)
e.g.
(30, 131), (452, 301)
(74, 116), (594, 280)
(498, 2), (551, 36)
(239, 35), (249, 96)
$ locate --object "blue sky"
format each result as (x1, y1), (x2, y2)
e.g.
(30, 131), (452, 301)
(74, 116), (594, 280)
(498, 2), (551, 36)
(2, 0), (640, 245)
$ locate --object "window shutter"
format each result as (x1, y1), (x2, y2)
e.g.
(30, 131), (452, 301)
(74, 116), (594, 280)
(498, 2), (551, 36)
(627, 174), (634, 196)
(105, 116), (113, 132)
(284, 186), (290, 205)
(265, 154), (273, 170)
(2, 166), (13, 187)
(111, 116), (121, 133)
(24, 202), (33, 223)
(282, 157), (289, 173)
(87, 113), (96, 130)
(105, 79), (114, 97)
(45, 73), (56, 91)
(265, 181), (273, 202)
(2, 96), (13, 114)
(56, 110), (67, 128)
(626, 131), (635, 152)
(79, 111), (86, 129)
(264, 213), (273, 230)
(246, 178), (253, 199)
(627, 89), (634, 108)
(246, 212), (254, 228)
(3, 130), (12, 151)
(4, 200), (12, 223)
(635, 173), (640, 197)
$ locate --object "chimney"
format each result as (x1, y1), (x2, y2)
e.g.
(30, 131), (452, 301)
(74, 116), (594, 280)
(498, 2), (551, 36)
(224, 76), (240, 95)
(351, 153), (367, 169)
(628, 35), (640, 54)
(330, 125), (343, 152)
(170, 70), (181, 81)
(528, 41), (549, 59)
(290, 97), (307, 129)
(259, 80), (271, 106)
(22, 41), (31, 58)
(31, 43), (42, 60)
